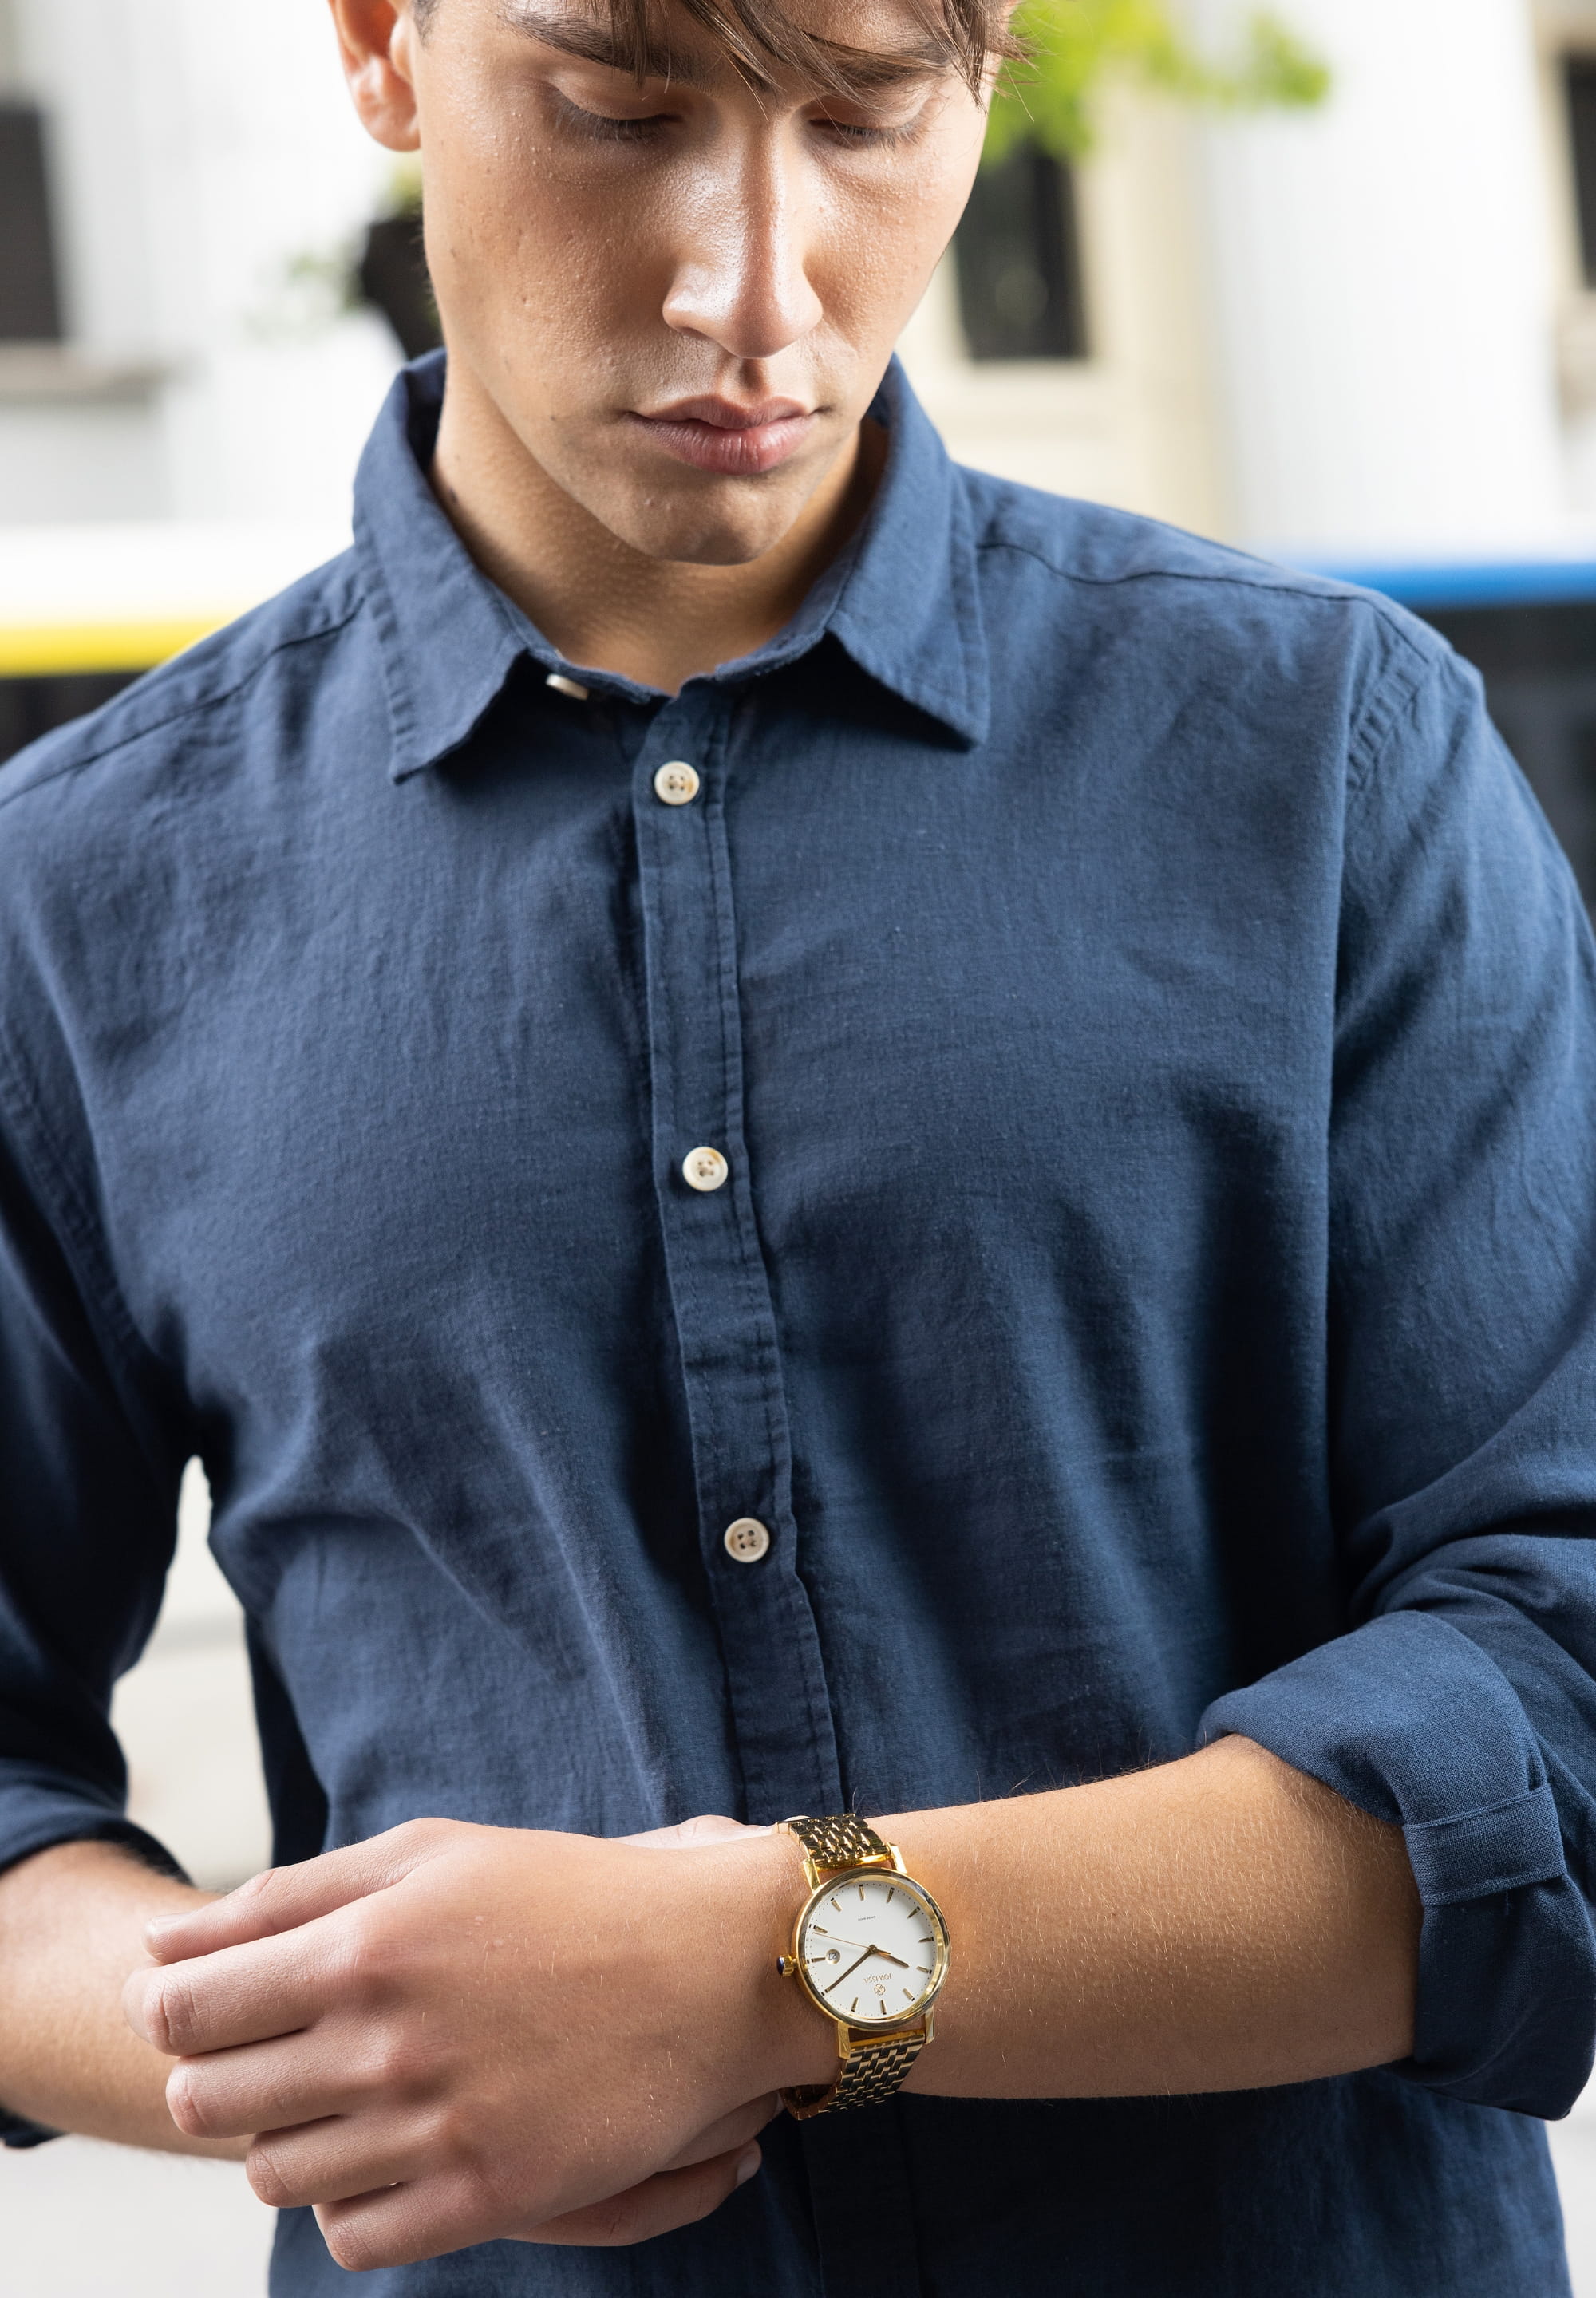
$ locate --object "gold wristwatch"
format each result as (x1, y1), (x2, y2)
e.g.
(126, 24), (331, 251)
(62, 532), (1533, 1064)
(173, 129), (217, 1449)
(774, 1814), (950, 2118)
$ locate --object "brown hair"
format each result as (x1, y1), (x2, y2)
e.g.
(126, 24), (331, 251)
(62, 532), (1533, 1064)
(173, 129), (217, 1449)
(415, 2), (1015, 101)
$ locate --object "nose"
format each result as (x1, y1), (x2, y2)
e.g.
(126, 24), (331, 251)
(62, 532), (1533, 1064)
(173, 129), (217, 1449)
(662, 132), (824, 361)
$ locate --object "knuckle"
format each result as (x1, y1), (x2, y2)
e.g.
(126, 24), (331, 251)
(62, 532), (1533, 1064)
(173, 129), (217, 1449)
(317, 2207), (369, 2272)
(318, 2205), (394, 2276)
(164, 2063), (211, 2138)
(146, 1972), (197, 2055)
(246, 2141), (297, 2211)
(593, 2197), (637, 2245)
(677, 1813), (742, 1843)
(392, 1815), (453, 1857)
(361, 2022), (424, 2099)
(229, 1865), (281, 1908)
(329, 1906), (387, 1998)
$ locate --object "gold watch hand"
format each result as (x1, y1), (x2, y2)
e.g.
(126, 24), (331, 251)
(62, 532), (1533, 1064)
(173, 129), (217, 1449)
(815, 1934), (911, 1967)
(822, 1949), (876, 1994)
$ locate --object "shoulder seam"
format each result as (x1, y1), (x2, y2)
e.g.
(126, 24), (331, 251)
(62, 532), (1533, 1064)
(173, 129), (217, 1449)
(972, 533), (1443, 785)
(0, 589), (368, 821)
(1345, 646), (1439, 798)
(973, 532), (1435, 661)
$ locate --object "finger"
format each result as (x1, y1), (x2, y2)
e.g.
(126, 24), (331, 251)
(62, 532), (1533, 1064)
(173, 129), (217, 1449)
(524, 2145), (764, 2248)
(248, 2111), (433, 2214)
(313, 2145), (765, 2271)
(165, 2029), (379, 2142)
(622, 1814), (770, 1849)
(125, 1916), (350, 2057)
(659, 2095), (780, 2172)
(143, 1819), (455, 1964)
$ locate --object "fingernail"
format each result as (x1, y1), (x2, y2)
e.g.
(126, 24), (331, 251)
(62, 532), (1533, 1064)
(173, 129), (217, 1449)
(735, 2146), (761, 2187)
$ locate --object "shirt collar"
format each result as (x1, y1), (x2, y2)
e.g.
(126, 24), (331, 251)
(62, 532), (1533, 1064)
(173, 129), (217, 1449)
(354, 351), (990, 782)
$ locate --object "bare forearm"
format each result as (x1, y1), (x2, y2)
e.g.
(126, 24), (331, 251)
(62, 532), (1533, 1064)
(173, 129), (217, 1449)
(867, 1735), (1420, 2100)
(0, 1840), (243, 2154)
(116, 1750), (1420, 2265)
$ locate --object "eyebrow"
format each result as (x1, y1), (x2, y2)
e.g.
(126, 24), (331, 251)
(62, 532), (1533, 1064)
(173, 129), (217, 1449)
(495, 3), (952, 93)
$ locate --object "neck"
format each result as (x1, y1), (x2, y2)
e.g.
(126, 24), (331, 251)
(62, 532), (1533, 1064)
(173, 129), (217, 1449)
(429, 360), (885, 694)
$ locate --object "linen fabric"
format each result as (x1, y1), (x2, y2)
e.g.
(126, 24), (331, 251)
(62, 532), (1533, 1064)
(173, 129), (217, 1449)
(0, 354), (1591, 2295)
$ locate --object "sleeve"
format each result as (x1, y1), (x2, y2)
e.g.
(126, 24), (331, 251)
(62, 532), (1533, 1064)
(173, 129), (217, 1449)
(0, 1047), (192, 2142)
(1201, 633), (1596, 2118)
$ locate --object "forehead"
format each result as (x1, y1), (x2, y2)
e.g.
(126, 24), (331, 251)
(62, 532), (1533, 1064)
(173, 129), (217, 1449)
(492, 0), (964, 91)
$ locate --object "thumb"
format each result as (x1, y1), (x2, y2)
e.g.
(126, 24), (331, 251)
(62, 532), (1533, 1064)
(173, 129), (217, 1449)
(141, 1817), (454, 1963)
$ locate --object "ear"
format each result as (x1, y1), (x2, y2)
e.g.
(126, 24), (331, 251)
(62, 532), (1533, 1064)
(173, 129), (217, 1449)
(325, 0), (422, 153)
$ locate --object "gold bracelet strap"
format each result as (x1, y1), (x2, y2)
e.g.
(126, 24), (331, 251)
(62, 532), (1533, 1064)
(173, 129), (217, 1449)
(778, 1815), (925, 2121)
(780, 1814), (894, 1873)
(782, 2025), (928, 2120)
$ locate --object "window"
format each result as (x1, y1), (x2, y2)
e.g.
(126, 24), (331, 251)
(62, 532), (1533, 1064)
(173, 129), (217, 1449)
(1420, 599), (1596, 910)
(952, 141), (1088, 362)
(0, 673), (137, 767)
(1566, 57), (1596, 289)
(0, 100), (62, 340)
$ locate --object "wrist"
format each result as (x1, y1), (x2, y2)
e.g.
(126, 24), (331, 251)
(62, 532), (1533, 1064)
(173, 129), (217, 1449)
(715, 1830), (840, 2098)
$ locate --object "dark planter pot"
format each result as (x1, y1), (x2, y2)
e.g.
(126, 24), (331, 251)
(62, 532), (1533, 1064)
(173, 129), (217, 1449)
(358, 215), (441, 361)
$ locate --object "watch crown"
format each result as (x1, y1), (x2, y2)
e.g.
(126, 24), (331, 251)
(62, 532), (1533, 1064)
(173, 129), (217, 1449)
(776, 1954), (795, 1978)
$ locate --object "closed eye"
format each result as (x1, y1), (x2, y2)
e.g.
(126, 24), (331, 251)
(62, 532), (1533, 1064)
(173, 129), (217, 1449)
(811, 111), (930, 150)
(550, 91), (677, 143)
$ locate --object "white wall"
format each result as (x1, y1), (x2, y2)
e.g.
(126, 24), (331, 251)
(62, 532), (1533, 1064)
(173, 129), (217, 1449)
(899, 91), (1228, 537)
(6, 0), (401, 527)
(1194, 0), (1570, 555)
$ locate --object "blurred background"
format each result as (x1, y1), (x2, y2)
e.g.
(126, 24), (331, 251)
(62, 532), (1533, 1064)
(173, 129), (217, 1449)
(4, 0), (1596, 2288)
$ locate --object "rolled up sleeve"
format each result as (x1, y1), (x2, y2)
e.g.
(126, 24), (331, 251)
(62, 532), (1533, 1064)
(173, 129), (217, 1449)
(1203, 639), (1596, 2118)
(0, 1041), (190, 2137)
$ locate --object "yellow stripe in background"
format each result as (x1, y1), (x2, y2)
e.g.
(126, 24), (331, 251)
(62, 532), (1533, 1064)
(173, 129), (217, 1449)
(0, 618), (228, 677)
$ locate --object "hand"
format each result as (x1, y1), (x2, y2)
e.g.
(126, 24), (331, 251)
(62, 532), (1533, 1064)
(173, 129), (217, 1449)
(122, 1816), (834, 2268)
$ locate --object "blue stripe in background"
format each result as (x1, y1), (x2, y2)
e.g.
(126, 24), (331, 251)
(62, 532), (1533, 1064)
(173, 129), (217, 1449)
(1298, 559), (1596, 610)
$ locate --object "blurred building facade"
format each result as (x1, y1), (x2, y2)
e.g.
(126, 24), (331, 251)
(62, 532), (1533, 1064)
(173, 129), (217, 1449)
(6, 0), (1596, 551)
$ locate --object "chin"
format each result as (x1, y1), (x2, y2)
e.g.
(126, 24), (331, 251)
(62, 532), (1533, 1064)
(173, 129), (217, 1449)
(602, 489), (812, 570)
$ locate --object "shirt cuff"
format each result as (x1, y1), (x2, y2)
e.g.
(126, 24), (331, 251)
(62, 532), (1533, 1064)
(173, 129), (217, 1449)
(0, 1761), (187, 1888)
(0, 1762), (189, 2149)
(2, 2111), (60, 2149)
(1199, 1609), (1594, 2116)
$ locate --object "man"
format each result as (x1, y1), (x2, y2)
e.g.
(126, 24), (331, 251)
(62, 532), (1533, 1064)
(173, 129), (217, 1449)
(0, 0), (1593, 2289)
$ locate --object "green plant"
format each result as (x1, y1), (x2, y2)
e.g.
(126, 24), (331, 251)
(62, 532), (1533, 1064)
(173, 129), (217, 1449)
(985, 0), (1330, 166)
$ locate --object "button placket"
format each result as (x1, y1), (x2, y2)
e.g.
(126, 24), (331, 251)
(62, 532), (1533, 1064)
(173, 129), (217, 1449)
(633, 708), (842, 1822)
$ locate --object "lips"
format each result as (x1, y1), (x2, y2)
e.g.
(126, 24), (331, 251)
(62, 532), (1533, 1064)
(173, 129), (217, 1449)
(625, 396), (816, 476)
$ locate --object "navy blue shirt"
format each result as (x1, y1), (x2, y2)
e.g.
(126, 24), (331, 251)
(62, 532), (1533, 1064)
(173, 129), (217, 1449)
(2, 354), (1595, 2296)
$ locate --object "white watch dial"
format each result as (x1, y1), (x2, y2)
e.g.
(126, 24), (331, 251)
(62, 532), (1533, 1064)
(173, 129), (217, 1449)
(797, 1873), (946, 2024)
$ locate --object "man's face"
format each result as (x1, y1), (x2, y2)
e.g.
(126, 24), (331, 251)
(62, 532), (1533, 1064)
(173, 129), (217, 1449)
(386, 0), (992, 564)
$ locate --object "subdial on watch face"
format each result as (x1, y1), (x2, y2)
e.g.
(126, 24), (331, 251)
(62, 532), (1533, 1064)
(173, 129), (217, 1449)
(799, 1874), (944, 2022)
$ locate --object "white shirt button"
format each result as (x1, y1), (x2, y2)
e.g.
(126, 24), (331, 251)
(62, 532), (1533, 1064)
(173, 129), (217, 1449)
(682, 1145), (729, 1192)
(724, 1517), (771, 1563)
(654, 760), (701, 806)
